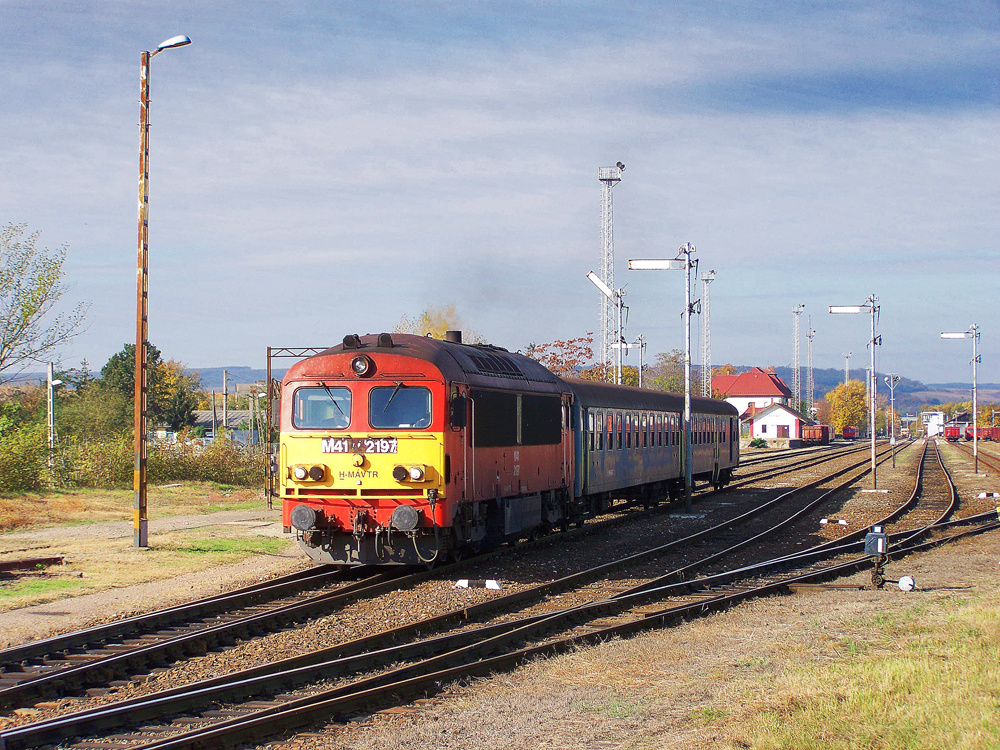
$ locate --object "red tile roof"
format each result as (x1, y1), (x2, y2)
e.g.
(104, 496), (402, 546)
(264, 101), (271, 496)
(712, 367), (792, 398)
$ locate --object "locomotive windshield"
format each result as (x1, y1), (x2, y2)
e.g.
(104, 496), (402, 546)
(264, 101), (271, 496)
(369, 385), (432, 429)
(292, 387), (352, 429)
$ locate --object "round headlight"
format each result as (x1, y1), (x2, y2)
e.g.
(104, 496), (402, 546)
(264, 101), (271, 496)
(308, 465), (325, 481)
(292, 465), (308, 481)
(408, 466), (424, 481)
(392, 465), (409, 482)
(351, 355), (373, 377)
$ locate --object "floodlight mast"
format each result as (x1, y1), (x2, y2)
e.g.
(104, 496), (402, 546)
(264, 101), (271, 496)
(940, 325), (980, 474)
(628, 244), (698, 511)
(829, 295), (879, 489)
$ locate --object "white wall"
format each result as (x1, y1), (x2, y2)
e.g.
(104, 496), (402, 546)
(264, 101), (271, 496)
(752, 409), (802, 439)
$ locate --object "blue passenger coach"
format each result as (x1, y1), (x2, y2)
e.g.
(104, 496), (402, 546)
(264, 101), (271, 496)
(564, 378), (739, 508)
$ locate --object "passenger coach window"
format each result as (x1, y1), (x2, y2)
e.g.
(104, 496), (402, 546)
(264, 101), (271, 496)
(369, 386), (432, 429)
(293, 387), (352, 430)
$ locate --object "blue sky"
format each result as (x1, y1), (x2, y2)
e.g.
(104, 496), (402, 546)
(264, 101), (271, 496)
(3, 1), (998, 384)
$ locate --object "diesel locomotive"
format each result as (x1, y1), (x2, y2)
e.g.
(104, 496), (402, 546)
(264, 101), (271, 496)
(279, 331), (739, 566)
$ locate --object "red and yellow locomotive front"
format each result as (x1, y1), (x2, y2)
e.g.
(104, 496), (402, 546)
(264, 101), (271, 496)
(280, 334), (452, 566)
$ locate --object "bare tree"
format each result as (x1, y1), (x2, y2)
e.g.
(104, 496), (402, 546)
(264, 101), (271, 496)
(0, 223), (88, 381)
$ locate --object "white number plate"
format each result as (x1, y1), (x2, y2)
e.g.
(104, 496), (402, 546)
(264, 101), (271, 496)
(322, 437), (398, 454)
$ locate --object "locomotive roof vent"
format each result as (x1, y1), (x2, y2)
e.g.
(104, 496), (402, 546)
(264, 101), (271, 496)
(377, 332), (394, 348)
(445, 330), (462, 344)
(343, 334), (362, 349)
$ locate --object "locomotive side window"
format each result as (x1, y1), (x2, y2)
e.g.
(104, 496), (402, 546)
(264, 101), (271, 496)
(616, 412), (623, 449)
(369, 386), (432, 429)
(292, 387), (352, 430)
(596, 410), (604, 450)
(521, 395), (562, 445)
(641, 413), (648, 447)
(588, 412), (595, 452)
(625, 414), (631, 449)
(607, 412), (614, 451)
(470, 390), (517, 446)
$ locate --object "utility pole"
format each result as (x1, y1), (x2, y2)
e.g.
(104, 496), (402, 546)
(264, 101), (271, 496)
(792, 305), (805, 411)
(842, 352), (852, 385)
(806, 317), (815, 417)
(598, 162), (625, 380)
(700, 270), (716, 397)
(222, 369), (229, 440)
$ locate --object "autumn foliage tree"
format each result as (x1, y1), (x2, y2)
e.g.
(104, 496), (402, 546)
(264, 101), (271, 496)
(523, 334), (595, 376)
(395, 305), (484, 343)
(825, 380), (867, 435)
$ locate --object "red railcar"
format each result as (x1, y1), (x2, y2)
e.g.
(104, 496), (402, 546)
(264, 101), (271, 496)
(801, 424), (832, 445)
(841, 426), (859, 440)
(944, 425), (962, 441)
(965, 426), (994, 441)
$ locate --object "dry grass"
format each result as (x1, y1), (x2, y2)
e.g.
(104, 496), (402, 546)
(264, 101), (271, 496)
(0, 482), (265, 533)
(0, 481), (289, 611)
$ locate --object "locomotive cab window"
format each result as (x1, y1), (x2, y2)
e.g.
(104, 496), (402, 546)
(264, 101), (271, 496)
(369, 386), (432, 429)
(293, 387), (352, 430)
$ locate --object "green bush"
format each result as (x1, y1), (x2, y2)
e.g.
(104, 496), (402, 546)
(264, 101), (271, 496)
(0, 422), (48, 492)
(64, 433), (132, 487)
(749, 438), (768, 449)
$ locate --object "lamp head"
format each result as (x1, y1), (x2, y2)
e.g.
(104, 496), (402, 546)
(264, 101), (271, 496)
(157, 35), (192, 51)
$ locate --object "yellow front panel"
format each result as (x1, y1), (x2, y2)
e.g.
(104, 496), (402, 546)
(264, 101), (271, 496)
(282, 432), (445, 495)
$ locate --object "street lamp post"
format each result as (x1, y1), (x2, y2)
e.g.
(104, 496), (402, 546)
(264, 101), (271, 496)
(47, 363), (64, 474)
(884, 374), (900, 468)
(842, 352), (852, 385)
(629, 243), (698, 511)
(134, 34), (191, 548)
(941, 325), (980, 475)
(830, 295), (880, 489)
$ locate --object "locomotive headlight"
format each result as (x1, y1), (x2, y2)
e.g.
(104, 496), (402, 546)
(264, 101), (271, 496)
(408, 466), (424, 481)
(292, 465), (308, 481)
(308, 465), (326, 481)
(351, 355), (374, 377)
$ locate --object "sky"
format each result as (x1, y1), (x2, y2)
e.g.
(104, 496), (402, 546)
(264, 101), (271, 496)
(3, 1), (998, 385)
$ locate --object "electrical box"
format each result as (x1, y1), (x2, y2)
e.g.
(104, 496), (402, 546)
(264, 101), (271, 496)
(864, 529), (888, 556)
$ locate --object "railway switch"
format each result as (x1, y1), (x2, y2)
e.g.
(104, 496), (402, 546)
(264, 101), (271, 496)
(864, 526), (889, 589)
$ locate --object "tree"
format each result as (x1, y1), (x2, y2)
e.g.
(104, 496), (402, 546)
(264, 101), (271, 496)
(825, 380), (867, 434)
(157, 360), (201, 430)
(100, 343), (164, 400)
(645, 350), (685, 393)
(395, 305), (484, 342)
(0, 223), (88, 381)
(523, 334), (594, 376)
(97, 344), (201, 430)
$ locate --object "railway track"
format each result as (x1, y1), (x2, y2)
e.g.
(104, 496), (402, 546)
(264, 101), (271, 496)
(0, 436), (950, 750)
(950, 438), (1000, 476)
(0, 441), (866, 713)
